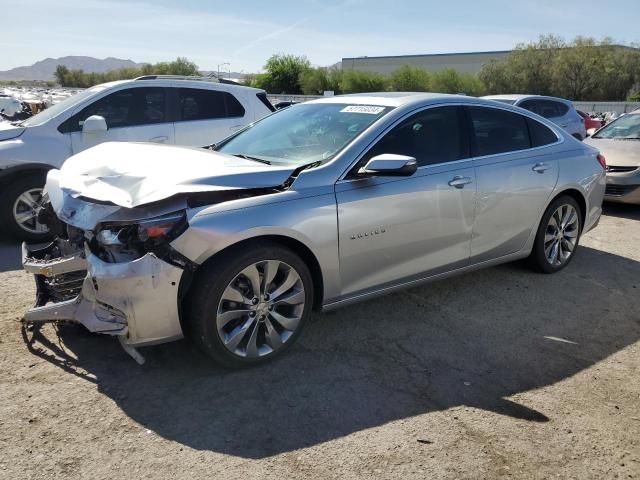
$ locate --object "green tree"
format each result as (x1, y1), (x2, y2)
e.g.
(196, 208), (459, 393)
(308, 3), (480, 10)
(257, 54), (311, 94)
(388, 65), (431, 91)
(339, 70), (387, 93)
(54, 65), (70, 86)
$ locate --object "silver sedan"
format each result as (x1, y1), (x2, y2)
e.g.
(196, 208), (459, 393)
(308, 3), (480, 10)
(24, 93), (606, 367)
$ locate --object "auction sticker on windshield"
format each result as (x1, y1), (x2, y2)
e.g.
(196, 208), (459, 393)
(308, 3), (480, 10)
(340, 105), (386, 114)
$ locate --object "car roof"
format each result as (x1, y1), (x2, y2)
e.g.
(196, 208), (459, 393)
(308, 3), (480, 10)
(308, 92), (489, 108)
(93, 78), (265, 94)
(482, 94), (572, 104)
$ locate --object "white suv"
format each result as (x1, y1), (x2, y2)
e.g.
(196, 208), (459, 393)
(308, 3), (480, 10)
(482, 94), (586, 141)
(0, 76), (274, 240)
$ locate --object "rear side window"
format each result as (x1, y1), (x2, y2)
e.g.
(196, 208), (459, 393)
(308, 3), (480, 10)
(527, 118), (558, 147)
(365, 106), (468, 167)
(520, 99), (569, 118)
(468, 106), (530, 156)
(178, 88), (245, 121)
(59, 87), (167, 132)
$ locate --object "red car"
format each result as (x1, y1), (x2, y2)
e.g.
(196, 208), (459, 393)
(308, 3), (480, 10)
(577, 110), (603, 131)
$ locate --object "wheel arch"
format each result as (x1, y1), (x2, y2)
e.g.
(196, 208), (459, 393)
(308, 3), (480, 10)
(0, 163), (53, 186)
(181, 234), (325, 312)
(550, 187), (587, 229)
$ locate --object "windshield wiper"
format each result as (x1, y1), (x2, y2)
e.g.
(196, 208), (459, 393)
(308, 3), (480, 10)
(232, 154), (271, 165)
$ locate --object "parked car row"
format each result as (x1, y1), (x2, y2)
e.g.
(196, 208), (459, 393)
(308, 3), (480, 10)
(22, 92), (606, 367)
(0, 76), (275, 241)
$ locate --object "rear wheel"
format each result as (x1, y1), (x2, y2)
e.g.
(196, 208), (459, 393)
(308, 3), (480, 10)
(186, 243), (313, 368)
(0, 174), (52, 242)
(529, 195), (582, 273)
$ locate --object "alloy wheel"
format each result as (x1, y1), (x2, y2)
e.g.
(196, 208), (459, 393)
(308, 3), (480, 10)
(12, 188), (49, 235)
(544, 204), (579, 267)
(216, 260), (305, 358)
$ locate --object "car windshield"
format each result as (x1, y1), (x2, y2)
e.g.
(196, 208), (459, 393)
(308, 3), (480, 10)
(21, 85), (108, 127)
(593, 113), (640, 139)
(217, 103), (393, 165)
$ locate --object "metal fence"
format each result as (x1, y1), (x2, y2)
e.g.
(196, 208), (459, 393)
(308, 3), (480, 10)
(267, 94), (323, 104)
(572, 102), (640, 114)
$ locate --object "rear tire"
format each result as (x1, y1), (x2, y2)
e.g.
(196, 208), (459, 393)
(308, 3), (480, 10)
(185, 242), (314, 368)
(528, 195), (582, 274)
(0, 174), (52, 242)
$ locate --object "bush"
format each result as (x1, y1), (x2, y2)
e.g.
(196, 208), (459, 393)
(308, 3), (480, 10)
(339, 70), (387, 93)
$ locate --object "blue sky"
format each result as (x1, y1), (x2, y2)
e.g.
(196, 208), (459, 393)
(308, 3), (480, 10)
(2, 0), (639, 72)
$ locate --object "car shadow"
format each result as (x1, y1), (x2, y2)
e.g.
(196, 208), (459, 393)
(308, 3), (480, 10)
(603, 202), (640, 221)
(22, 245), (640, 459)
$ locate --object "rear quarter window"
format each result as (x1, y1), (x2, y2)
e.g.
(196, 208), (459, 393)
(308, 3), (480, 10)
(527, 118), (558, 147)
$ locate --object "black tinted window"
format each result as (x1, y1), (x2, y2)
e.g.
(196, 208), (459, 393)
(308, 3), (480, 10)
(178, 88), (245, 121)
(66, 87), (166, 131)
(520, 99), (568, 118)
(469, 106), (530, 156)
(527, 118), (558, 147)
(366, 106), (467, 167)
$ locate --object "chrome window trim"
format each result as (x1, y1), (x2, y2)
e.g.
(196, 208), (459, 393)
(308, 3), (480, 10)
(337, 102), (564, 182)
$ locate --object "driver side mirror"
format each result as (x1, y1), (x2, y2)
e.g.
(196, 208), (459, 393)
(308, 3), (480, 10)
(82, 115), (108, 134)
(358, 154), (417, 177)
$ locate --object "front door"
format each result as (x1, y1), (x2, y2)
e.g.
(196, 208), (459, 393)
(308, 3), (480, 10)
(69, 86), (174, 154)
(336, 106), (476, 298)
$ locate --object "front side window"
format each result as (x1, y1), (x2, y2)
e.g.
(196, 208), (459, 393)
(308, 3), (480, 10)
(217, 103), (392, 166)
(469, 106), (530, 156)
(178, 88), (245, 121)
(61, 87), (166, 132)
(364, 106), (468, 167)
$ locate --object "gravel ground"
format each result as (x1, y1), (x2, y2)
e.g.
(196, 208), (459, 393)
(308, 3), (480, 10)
(0, 204), (639, 480)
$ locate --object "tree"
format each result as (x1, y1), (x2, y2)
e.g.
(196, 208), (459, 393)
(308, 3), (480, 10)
(257, 54), (311, 94)
(388, 65), (431, 91)
(339, 70), (387, 93)
(300, 66), (343, 95)
(53, 57), (200, 87)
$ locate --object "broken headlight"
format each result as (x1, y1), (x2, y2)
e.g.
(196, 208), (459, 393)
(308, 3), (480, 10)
(94, 212), (187, 263)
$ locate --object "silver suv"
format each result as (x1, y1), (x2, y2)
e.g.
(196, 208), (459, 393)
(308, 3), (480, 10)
(482, 95), (587, 140)
(23, 93), (605, 367)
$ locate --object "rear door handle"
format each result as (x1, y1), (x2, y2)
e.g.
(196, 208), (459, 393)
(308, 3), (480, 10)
(150, 135), (168, 143)
(532, 162), (550, 173)
(448, 176), (473, 188)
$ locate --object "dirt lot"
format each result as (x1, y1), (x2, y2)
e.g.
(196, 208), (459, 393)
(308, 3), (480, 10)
(0, 205), (639, 480)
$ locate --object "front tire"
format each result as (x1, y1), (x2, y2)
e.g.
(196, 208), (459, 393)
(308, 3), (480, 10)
(185, 243), (314, 368)
(0, 174), (52, 242)
(529, 195), (582, 273)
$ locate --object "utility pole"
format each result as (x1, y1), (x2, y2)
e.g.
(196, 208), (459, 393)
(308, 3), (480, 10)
(217, 62), (230, 79)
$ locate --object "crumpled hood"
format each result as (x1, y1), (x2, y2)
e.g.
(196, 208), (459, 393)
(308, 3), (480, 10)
(584, 137), (640, 167)
(49, 141), (298, 208)
(0, 121), (25, 141)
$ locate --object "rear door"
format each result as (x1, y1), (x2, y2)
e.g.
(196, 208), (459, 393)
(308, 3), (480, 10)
(68, 86), (174, 154)
(173, 88), (248, 146)
(336, 106), (476, 297)
(467, 106), (560, 262)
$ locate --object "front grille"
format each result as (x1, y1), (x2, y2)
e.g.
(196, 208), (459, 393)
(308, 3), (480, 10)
(605, 184), (638, 197)
(607, 165), (638, 173)
(41, 270), (85, 302)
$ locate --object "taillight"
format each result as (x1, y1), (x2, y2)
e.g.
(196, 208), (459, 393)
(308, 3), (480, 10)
(597, 153), (606, 170)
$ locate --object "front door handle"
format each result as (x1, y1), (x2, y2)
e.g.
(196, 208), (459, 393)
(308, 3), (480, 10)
(448, 176), (473, 189)
(532, 162), (550, 173)
(150, 135), (169, 143)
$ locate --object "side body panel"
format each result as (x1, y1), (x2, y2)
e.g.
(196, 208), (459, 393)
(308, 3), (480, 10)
(335, 160), (476, 297)
(471, 148), (559, 262)
(171, 188), (343, 304)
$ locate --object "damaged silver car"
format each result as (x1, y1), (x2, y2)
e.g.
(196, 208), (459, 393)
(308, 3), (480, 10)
(23, 94), (606, 367)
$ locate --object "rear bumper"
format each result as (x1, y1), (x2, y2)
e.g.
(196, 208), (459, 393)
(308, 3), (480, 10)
(23, 243), (185, 348)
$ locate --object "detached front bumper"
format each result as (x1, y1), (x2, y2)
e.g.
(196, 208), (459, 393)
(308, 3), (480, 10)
(23, 242), (186, 363)
(605, 171), (640, 205)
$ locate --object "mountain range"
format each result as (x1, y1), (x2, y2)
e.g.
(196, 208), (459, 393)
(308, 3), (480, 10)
(0, 56), (144, 81)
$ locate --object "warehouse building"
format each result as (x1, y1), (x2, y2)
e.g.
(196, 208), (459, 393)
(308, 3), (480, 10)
(342, 50), (512, 75)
